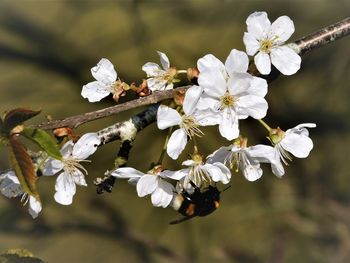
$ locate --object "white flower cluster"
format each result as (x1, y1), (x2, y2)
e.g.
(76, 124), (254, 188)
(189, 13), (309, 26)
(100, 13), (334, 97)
(110, 12), (313, 209)
(0, 12), (315, 219)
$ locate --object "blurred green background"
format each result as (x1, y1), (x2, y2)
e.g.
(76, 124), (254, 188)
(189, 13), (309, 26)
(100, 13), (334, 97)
(0, 0), (349, 262)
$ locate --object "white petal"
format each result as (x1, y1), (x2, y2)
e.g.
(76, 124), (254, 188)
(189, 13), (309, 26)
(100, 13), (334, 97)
(225, 49), (249, 74)
(146, 77), (168, 91)
(243, 32), (260, 56)
(81, 81), (111, 102)
(198, 70), (227, 98)
(219, 108), (239, 141)
(195, 109), (220, 126)
(182, 160), (196, 166)
(183, 85), (203, 115)
(60, 141), (74, 158)
(142, 62), (162, 77)
(280, 134), (313, 158)
(197, 54), (226, 73)
(247, 76), (268, 97)
(227, 72), (251, 96)
(243, 164), (263, 182)
(54, 191), (74, 206)
(246, 11), (271, 39)
(136, 174), (158, 197)
(161, 169), (187, 180)
(54, 172), (76, 205)
(271, 46), (301, 75)
(237, 95), (268, 119)
(157, 51), (170, 70)
(42, 158), (64, 176)
(207, 146), (232, 164)
(151, 180), (174, 208)
(91, 58), (117, 84)
(197, 54), (227, 98)
(111, 167), (144, 179)
(72, 169), (87, 187)
(271, 16), (295, 42)
(248, 145), (285, 177)
(28, 196), (42, 219)
(271, 161), (285, 177)
(72, 132), (100, 159)
(203, 162), (231, 184)
(247, 144), (278, 163)
(167, 129), (188, 160)
(196, 97), (219, 111)
(157, 105), (181, 130)
(0, 170), (22, 198)
(254, 52), (271, 75)
(287, 123), (316, 137)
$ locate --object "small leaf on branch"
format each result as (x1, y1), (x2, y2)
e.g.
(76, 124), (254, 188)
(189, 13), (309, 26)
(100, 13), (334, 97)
(3, 108), (41, 133)
(8, 136), (40, 200)
(21, 127), (62, 160)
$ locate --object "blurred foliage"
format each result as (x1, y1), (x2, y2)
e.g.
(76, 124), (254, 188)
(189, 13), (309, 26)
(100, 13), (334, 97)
(0, 0), (349, 262)
(0, 248), (44, 263)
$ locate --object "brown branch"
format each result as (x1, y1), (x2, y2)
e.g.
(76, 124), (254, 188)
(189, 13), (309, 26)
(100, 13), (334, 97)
(33, 17), (350, 131)
(34, 87), (188, 130)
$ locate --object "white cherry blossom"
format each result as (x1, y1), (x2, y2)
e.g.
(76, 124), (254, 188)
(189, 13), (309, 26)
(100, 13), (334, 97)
(157, 86), (217, 160)
(0, 170), (42, 218)
(111, 166), (180, 208)
(208, 137), (274, 182)
(142, 51), (177, 91)
(170, 154), (231, 191)
(197, 49), (268, 140)
(42, 133), (100, 205)
(250, 123), (316, 177)
(243, 11), (301, 75)
(81, 58), (119, 102)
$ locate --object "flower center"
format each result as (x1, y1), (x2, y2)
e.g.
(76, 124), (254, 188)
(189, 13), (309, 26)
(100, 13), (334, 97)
(259, 39), (273, 53)
(185, 165), (213, 189)
(63, 157), (89, 175)
(219, 92), (236, 110)
(180, 115), (203, 138)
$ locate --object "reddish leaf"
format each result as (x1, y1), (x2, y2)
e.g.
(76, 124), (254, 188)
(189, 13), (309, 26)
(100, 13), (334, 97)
(8, 136), (40, 200)
(4, 108), (41, 133)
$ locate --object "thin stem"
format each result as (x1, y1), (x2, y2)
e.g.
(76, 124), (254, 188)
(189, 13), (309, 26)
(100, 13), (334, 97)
(157, 126), (173, 165)
(192, 136), (199, 154)
(258, 119), (272, 133)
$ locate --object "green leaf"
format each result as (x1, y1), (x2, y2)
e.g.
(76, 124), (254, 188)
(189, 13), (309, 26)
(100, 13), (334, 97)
(21, 127), (62, 160)
(3, 108), (41, 132)
(8, 136), (40, 200)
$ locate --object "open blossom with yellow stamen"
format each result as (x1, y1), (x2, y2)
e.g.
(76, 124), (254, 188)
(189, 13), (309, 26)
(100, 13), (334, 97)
(196, 49), (268, 140)
(142, 51), (178, 91)
(111, 165), (180, 208)
(170, 153), (231, 191)
(208, 137), (274, 182)
(81, 58), (128, 102)
(243, 11), (301, 75)
(157, 86), (217, 160)
(42, 133), (100, 205)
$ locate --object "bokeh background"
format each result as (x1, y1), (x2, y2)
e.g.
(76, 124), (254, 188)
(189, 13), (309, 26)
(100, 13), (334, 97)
(0, 0), (349, 262)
